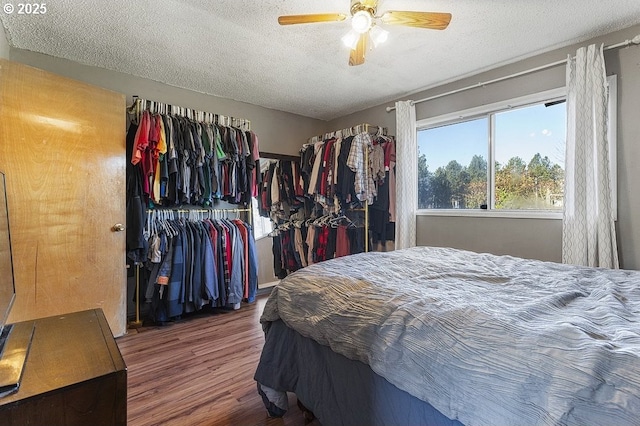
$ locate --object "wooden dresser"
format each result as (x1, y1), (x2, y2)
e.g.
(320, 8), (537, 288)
(0, 309), (126, 425)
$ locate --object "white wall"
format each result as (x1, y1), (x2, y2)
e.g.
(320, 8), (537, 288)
(0, 27), (9, 59)
(327, 23), (640, 268)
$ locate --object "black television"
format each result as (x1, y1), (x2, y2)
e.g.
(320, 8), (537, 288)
(0, 171), (34, 397)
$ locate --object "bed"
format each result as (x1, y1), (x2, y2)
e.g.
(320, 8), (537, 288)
(254, 246), (640, 426)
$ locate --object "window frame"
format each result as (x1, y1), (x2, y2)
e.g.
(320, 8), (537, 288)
(416, 87), (568, 220)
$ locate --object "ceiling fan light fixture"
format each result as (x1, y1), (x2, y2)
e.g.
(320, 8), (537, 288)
(351, 10), (373, 33)
(369, 24), (389, 47)
(341, 29), (360, 49)
(277, 1), (453, 66)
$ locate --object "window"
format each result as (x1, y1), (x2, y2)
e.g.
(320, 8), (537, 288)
(417, 88), (567, 214)
(251, 197), (273, 239)
(493, 103), (566, 210)
(417, 117), (489, 209)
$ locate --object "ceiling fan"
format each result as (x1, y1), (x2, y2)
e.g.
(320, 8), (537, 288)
(278, 0), (452, 66)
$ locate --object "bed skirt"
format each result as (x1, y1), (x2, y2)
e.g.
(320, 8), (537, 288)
(254, 319), (464, 426)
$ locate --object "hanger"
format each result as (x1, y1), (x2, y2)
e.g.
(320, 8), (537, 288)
(311, 214), (329, 227)
(161, 210), (175, 237)
(127, 97), (142, 124)
(143, 209), (151, 239)
(157, 210), (171, 237)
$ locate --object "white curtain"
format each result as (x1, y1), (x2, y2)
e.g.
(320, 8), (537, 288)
(563, 43), (618, 268)
(395, 100), (417, 250)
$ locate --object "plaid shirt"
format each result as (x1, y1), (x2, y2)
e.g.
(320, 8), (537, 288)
(347, 132), (376, 204)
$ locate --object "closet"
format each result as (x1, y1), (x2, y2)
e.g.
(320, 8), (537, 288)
(126, 98), (259, 325)
(126, 97), (259, 212)
(259, 124), (396, 278)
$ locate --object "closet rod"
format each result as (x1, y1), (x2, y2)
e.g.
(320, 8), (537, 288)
(147, 207), (252, 226)
(260, 151), (300, 161)
(308, 122), (387, 144)
(386, 34), (640, 112)
(128, 96), (251, 130)
(147, 208), (251, 214)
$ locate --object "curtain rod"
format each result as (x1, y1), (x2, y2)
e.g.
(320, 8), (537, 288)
(386, 34), (640, 113)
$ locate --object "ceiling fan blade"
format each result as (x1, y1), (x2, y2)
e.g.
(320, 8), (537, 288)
(349, 33), (367, 66)
(380, 11), (452, 30)
(278, 13), (347, 25)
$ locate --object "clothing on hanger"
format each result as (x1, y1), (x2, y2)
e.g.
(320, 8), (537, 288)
(142, 212), (258, 323)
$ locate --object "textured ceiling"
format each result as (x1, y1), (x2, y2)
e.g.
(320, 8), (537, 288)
(2, 0), (640, 121)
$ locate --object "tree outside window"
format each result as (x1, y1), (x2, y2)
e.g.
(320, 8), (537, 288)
(417, 101), (565, 211)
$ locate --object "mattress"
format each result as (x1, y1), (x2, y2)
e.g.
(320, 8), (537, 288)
(256, 246), (640, 425)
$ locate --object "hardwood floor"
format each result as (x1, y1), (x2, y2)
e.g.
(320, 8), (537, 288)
(116, 293), (321, 426)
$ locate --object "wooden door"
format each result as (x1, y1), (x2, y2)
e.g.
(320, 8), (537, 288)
(0, 59), (127, 336)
